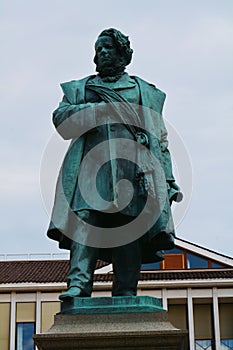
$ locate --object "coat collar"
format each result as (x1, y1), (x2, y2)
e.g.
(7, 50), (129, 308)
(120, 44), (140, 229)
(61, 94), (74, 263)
(90, 73), (136, 90)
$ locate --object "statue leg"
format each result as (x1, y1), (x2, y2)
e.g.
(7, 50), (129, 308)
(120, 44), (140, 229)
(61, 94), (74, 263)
(59, 210), (101, 300)
(112, 239), (141, 296)
(68, 241), (99, 293)
(59, 241), (98, 300)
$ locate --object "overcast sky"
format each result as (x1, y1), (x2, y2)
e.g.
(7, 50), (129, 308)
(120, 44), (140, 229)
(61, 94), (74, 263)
(1, 0), (233, 258)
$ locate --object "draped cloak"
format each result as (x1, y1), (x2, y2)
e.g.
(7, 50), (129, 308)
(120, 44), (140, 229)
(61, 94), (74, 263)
(47, 74), (180, 263)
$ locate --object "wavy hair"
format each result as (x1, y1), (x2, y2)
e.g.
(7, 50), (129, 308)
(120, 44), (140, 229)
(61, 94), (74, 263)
(94, 28), (133, 67)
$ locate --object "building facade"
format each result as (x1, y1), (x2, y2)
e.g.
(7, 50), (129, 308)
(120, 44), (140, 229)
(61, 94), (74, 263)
(0, 238), (233, 350)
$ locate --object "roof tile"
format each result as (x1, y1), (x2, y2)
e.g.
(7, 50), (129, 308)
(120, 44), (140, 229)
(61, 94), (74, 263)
(0, 260), (232, 284)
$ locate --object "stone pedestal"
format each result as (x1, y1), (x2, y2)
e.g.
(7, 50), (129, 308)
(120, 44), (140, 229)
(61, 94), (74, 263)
(34, 296), (188, 350)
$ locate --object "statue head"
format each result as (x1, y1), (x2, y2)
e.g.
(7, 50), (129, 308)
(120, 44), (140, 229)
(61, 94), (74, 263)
(94, 28), (133, 77)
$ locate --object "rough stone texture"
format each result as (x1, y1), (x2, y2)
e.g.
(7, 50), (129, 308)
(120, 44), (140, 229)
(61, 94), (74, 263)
(34, 296), (188, 350)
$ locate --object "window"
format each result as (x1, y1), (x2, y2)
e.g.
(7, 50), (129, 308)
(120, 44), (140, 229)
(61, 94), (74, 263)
(168, 304), (187, 330)
(187, 253), (209, 269)
(193, 304), (213, 347)
(16, 322), (35, 350)
(219, 303), (233, 348)
(220, 339), (233, 349)
(141, 261), (160, 270)
(0, 303), (10, 350)
(195, 338), (233, 349)
(195, 340), (213, 349)
(212, 261), (224, 268)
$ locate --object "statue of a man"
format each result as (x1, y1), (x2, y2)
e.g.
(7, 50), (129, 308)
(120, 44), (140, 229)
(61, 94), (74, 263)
(47, 28), (181, 300)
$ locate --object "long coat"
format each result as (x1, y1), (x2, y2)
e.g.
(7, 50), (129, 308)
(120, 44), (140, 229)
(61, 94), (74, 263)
(47, 74), (179, 263)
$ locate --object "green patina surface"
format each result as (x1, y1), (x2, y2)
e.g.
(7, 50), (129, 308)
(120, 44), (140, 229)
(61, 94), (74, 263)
(60, 296), (165, 315)
(48, 28), (181, 301)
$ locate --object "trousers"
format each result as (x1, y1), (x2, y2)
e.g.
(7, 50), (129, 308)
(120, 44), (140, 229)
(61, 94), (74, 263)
(67, 210), (142, 296)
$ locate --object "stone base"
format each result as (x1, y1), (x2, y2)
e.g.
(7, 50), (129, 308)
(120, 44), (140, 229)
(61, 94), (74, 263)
(60, 295), (165, 314)
(34, 296), (188, 350)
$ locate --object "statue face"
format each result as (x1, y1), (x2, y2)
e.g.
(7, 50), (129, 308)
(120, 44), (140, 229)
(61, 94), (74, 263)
(95, 36), (121, 73)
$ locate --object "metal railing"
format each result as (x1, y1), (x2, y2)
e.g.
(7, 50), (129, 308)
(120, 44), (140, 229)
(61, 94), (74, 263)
(0, 253), (69, 261)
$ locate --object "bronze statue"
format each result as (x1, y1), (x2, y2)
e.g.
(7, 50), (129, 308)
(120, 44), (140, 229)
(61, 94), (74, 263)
(47, 28), (181, 300)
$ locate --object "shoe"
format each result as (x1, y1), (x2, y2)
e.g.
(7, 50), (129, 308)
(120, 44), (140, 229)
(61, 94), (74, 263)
(154, 250), (165, 261)
(59, 287), (83, 301)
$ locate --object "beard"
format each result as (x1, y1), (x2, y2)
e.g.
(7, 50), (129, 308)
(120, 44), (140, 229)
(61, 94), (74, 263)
(96, 57), (126, 77)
